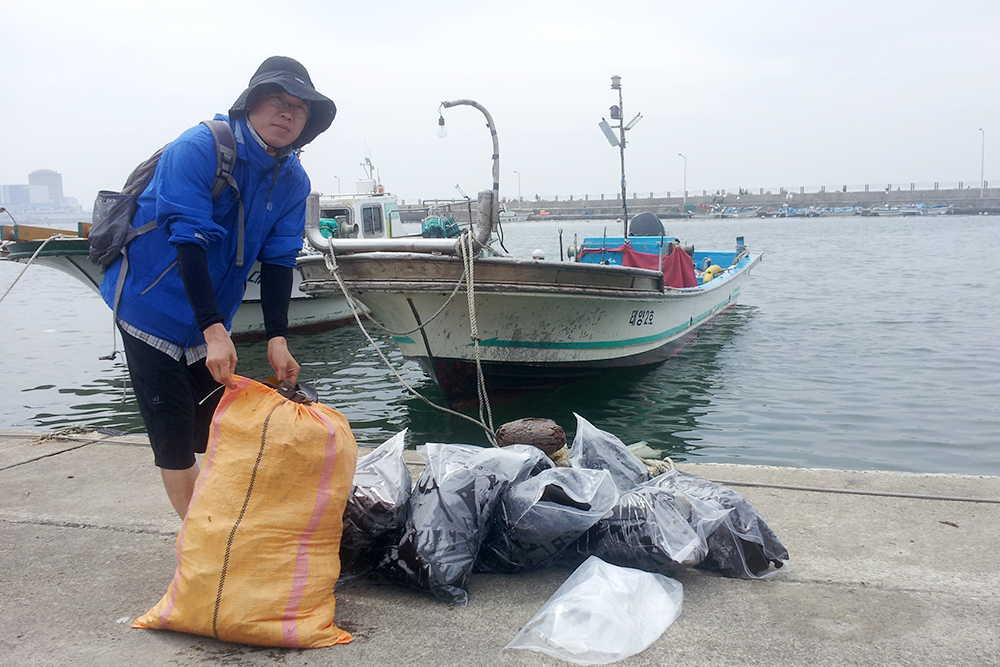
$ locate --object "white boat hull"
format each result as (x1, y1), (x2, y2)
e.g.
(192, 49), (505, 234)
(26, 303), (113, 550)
(2, 238), (354, 337)
(298, 250), (761, 404)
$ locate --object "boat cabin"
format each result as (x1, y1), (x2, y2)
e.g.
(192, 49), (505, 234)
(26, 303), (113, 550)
(303, 179), (407, 251)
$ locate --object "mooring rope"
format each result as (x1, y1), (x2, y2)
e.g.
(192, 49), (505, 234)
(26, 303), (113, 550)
(356, 264), (467, 338)
(0, 235), (67, 305)
(325, 236), (499, 447)
(459, 232), (495, 435)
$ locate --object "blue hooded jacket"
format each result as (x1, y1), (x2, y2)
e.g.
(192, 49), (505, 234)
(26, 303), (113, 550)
(99, 115), (309, 348)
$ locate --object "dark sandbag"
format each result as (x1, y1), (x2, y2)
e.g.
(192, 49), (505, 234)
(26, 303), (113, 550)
(379, 443), (551, 605)
(569, 413), (649, 492)
(477, 467), (618, 574)
(649, 470), (789, 578)
(339, 430), (412, 584)
(563, 477), (724, 573)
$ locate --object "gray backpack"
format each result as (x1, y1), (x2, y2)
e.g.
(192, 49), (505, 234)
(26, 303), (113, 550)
(93, 120), (244, 359)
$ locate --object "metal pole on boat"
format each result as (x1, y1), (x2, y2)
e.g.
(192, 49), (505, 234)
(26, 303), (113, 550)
(439, 100), (500, 243)
(611, 76), (628, 236)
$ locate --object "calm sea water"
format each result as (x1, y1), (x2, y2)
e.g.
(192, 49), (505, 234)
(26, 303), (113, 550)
(2, 215), (998, 475)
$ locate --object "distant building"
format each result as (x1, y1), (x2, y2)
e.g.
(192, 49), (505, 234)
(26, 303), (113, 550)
(0, 169), (84, 224)
(28, 169), (64, 204)
(0, 184), (49, 205)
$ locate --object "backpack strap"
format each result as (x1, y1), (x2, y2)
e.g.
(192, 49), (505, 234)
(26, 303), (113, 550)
(201, 119), (244, 268)
(103, 120), (245, 361)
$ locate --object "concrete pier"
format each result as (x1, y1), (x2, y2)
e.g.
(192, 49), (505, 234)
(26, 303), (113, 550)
(2, 428), (998, 666)
(399, 186), (1000, 222)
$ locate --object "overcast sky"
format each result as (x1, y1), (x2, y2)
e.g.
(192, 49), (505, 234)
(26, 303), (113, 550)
(3, 0), (998, 208)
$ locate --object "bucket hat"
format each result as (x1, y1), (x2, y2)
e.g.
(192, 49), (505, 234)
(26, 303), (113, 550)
(230, 56), (336, 149)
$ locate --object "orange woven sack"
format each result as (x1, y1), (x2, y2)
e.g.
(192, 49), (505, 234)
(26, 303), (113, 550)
(133, 375), (357, 648)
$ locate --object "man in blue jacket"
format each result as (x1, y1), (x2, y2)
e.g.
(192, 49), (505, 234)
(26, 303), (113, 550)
(100, 56), (336, 518)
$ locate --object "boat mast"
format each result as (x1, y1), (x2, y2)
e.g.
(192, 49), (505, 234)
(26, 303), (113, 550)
(612, 75), (627, 236)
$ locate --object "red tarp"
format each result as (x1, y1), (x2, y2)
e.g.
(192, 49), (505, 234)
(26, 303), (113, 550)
(578, 245), (697, 288)
(659, 247), (698, 287)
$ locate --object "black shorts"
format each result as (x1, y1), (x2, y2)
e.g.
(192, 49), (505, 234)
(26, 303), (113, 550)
(120, 328), (223, 470)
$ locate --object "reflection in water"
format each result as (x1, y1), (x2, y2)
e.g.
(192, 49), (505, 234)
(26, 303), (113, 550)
(261, 306), (755, 461)
(7, 215), (1000, 475)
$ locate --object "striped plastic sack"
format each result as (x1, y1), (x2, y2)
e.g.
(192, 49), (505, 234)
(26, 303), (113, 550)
(133, 375), (358, 648)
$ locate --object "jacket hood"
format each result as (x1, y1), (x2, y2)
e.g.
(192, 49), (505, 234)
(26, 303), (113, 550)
(229, 56), (336, 149)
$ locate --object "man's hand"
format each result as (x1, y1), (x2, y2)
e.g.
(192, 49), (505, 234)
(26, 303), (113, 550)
(268, 336), (300, 384)
(204, 323), (238, 389)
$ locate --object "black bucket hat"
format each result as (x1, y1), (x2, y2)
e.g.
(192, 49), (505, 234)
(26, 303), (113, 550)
(230, 56), (336, 149)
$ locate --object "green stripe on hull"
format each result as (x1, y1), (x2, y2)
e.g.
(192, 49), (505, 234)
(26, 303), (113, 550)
(470, 289), (739, 351)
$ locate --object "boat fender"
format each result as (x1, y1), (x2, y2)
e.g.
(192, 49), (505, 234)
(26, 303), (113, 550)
(703, 264), (723, 282)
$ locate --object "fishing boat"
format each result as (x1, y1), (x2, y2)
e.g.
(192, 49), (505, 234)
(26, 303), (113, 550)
(499, 204), (529, 223)
(297, 98), (760, 406)
(861, 204), (926, 217)
(297, 197), (761, 406)
(1, 179), (409, 337)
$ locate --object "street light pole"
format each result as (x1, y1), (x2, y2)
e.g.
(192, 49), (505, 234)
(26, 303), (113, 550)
(678, 153), (687, 213)
(334, 175), (341, 194)
(513, 170), (521, 210)
(980, 128), (986, 199)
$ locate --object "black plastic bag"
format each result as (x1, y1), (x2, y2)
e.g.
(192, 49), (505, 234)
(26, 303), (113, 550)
(649, 470), (789, 578)
(379, 443), (551, 605)
(568, 413), (649, 492)
(564, 477), (723, 573)
(477, 467), (618, 574)
(339, 430), (413, 584)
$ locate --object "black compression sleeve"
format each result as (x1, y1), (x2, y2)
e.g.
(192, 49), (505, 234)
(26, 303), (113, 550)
(176, 243), (225, 332)
(260, 262), (293, 340)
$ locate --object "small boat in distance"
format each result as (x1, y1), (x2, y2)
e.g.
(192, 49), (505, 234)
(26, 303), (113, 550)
(499, 204), (529, 223)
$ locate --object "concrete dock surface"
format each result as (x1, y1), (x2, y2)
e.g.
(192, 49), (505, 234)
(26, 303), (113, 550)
(1, 428), (998, 667)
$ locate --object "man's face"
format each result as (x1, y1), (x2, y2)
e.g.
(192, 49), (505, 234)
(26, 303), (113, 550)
(248, 89), (310, 150)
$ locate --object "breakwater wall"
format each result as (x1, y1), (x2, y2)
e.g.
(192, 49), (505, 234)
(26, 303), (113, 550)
(400, 185), (999, 221)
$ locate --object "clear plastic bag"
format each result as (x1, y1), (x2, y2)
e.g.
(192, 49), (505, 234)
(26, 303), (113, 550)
(569, 414), (649, 492)
(566, 479), (726, 573)
(477, 467), (618, 574)
(649, 470), (789, 578)
(379, 443), (551, 606)
(339, 430), (413, 583)
(506, 556), (683, 665)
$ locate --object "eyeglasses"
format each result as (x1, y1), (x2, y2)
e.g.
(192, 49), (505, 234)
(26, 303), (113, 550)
(265, 94), (310, 119)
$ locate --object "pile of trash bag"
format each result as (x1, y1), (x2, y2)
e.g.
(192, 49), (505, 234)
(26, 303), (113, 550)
(338, 414), (788, 606)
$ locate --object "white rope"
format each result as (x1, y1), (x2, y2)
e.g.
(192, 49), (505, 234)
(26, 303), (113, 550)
(459, 233), (494, 435)
(358, 266), (467, 338)
(325, 236), (499, 447)
(0, 234), (67, 305)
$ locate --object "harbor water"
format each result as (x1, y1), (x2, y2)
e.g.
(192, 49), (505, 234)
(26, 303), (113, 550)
(2, 214), (998, 475)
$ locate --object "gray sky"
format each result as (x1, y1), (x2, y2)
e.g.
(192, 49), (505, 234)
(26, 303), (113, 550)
(3, 0), (998, 208)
